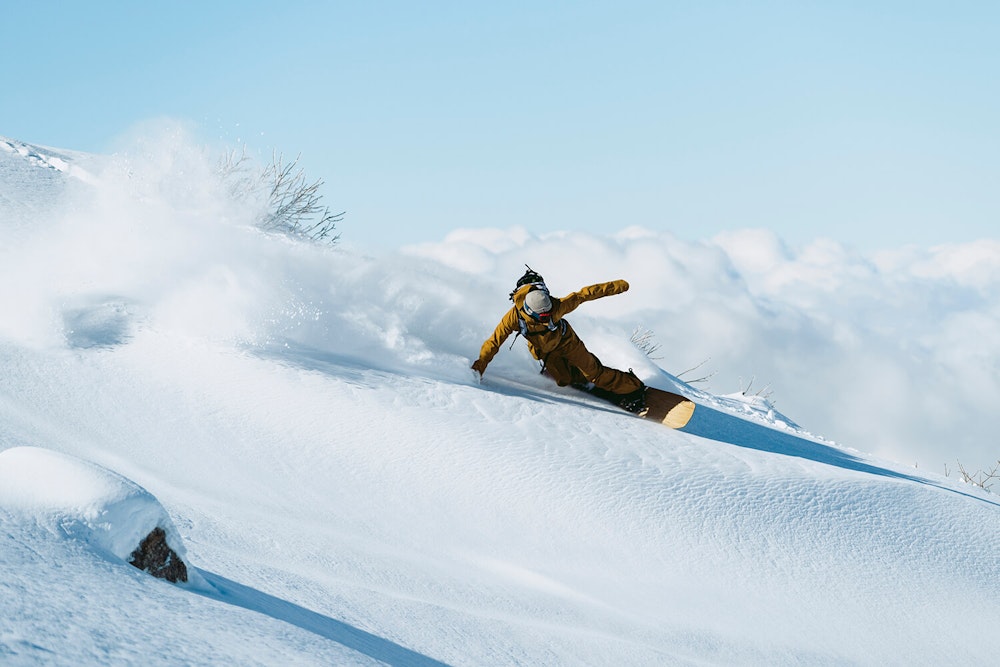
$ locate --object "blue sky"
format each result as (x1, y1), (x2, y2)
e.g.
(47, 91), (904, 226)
(3, 1), (998, 251)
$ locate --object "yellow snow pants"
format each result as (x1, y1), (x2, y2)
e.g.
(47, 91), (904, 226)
(541, 328), (642, 395)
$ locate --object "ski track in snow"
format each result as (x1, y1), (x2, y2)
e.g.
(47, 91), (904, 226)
(2, 134), (1000, 666)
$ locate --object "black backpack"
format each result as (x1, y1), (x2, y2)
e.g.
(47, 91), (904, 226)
(509, 265), (548, 301)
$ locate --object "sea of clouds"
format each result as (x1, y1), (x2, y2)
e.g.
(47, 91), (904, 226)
(408, 226), (1000, 471)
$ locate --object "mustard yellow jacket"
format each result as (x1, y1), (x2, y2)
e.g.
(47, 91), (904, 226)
(475, 280), (629, 371)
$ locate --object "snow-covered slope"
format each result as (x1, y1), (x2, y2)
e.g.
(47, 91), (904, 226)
(2, 132), (999, 666)
(0, 137), (98, 224)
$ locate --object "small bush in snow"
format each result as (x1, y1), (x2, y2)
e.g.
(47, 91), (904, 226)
(631, 328), (717, 385)
(220, 148), (343, 244)
(950, 460), (1000, 493)
(631, 327), (663, 360)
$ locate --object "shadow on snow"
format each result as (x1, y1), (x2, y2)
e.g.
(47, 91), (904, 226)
(196, 571), (452, 667)
(492, 377), (1000, 508)
(681, 402), (919, 482)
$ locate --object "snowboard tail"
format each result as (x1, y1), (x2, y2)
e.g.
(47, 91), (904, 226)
(640, 387), (696, 429)
(578, 384), (696, 429)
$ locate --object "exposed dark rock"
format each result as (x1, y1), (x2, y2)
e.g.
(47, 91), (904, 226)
(128, 527), (188, 583)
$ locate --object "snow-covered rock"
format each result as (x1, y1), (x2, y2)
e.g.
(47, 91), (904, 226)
(0, 447), (192, 584)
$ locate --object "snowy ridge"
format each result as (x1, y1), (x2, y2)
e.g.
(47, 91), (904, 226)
(0, 135), (99, 229)
(1, 137), (71, 173)
(1, 130), (999, 666)
(0, 135), (97, 180)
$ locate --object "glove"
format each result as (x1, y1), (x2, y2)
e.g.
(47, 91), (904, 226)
(471, 359), (487, 376)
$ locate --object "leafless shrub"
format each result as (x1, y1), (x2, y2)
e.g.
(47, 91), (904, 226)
(631, 327), (663, 360)
(219, 147), (343, 244)
(630, 328), (717, 385)
(677, 357), (716, 385)
(218, 146), (257, 199)
(953, 460), (1000, 493)
(738, 375), (774, 401)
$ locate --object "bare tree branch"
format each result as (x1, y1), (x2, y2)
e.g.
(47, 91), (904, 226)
(219, 149), (343, 244)
(738, 375), (774, 401)
(677, 357), (716, 385)
(955, 460), (1000, 493)
(630, 327), (663, 360)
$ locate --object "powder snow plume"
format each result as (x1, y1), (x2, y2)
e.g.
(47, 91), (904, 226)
(0, 124), (488, 380)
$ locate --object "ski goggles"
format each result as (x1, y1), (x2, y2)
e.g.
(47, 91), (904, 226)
(522, 302), (552, 323)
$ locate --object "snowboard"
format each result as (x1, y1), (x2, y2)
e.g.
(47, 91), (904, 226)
(639, 387), (696, 429)
(576, 384), (696, 429)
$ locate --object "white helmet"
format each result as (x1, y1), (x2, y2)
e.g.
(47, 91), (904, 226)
(523, 289), (553, 322)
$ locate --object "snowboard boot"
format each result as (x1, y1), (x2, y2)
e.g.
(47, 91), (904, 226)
(617, 384), (647, 414)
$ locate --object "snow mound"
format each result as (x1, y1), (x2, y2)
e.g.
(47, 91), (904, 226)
(0, 447), (194, 582)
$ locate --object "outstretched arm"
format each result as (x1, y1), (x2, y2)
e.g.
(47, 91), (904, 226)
(472, 309), (518, 376)
(556, 280), (630, 316)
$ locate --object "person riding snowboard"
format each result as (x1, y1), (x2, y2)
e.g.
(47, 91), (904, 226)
(471, 267), (647, 413)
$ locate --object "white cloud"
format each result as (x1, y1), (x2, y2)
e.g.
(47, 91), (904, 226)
(406, 226), (1000, 470)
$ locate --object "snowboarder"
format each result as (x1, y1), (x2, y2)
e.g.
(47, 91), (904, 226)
(471, 267), (647, 413)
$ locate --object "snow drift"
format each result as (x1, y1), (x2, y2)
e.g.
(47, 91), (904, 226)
(0, 446), (194, 583)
